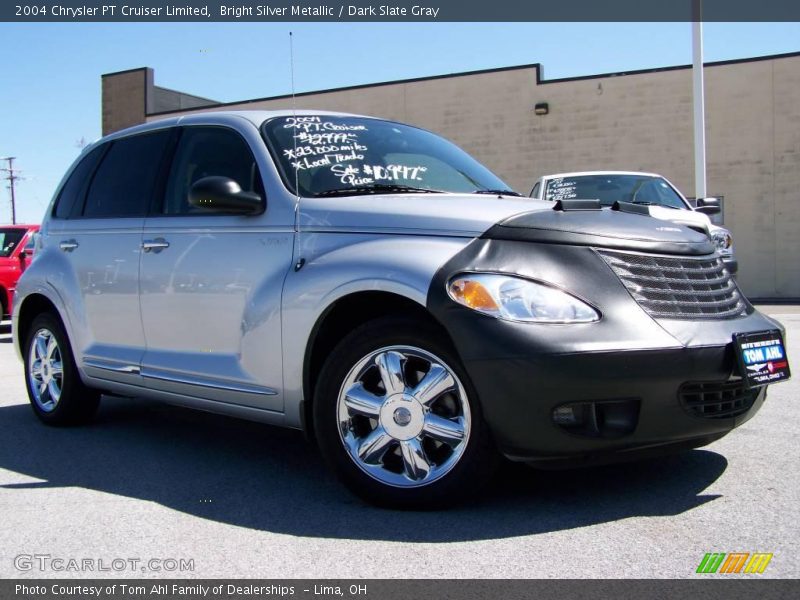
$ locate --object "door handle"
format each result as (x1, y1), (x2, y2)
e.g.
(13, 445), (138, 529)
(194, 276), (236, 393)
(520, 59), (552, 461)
(142, 238), (170, 253)
(59, 240), (79, 252)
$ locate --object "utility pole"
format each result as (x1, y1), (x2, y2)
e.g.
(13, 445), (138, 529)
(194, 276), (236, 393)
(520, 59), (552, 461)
(0, 156), (19, 224)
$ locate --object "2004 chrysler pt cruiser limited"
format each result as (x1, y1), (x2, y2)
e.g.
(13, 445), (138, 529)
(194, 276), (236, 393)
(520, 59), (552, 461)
(13, 111), (791, 508)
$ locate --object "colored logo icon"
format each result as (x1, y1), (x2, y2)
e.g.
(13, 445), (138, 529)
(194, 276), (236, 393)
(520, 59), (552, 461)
(696, 553), (773, 574)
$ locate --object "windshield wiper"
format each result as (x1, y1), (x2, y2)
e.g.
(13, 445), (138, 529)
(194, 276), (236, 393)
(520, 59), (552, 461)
(472, 189), (523, 197)
(630, 201), (680, 209)
(314, 184), (444, 197)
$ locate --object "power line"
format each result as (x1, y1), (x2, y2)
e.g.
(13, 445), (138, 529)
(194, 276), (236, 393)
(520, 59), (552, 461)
(0, 156), (20, 224)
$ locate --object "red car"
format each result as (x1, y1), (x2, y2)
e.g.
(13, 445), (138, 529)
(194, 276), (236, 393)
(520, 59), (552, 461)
(0, 224), (39, 319)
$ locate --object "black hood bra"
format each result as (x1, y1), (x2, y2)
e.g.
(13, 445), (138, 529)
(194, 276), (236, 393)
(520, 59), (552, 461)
(483, 205), (715, 256)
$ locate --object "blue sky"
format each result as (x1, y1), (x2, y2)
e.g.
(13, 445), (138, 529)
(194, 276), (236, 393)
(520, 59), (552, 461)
(1, 21), (799, 223)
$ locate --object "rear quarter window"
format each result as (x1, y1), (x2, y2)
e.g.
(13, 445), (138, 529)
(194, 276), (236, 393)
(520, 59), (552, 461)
(52, 145), (107, 219)
(82, 130), (171, 218)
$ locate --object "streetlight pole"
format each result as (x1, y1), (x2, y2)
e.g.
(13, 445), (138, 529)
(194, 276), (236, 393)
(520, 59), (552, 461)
(692, 2), (707, 201)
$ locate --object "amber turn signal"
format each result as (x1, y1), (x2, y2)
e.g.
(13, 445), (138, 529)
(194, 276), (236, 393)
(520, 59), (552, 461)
(449, 279), (500, 312)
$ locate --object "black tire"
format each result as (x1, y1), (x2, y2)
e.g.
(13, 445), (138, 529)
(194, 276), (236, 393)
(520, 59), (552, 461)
(313, 316), (499, 509)
(23, 312), (101, 426)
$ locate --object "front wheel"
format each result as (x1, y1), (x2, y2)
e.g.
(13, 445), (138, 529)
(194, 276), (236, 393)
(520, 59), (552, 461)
(314, 317), (498, 509)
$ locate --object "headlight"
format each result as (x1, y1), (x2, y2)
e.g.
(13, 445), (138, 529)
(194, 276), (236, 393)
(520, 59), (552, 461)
(711, 229), (733, 254)
(447, 273), (600, 323)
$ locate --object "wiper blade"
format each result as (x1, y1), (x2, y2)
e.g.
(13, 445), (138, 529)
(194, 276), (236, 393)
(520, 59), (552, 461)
(631, 201), (679, 209)
(314, 184), (444, 197)
(472, 189), (523, 197)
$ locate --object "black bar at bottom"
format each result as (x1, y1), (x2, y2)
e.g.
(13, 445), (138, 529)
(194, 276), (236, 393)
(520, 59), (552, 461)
(4, 579), (799, 600)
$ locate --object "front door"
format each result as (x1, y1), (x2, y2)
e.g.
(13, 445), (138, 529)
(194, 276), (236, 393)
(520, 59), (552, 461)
(139, 125), (293, 412)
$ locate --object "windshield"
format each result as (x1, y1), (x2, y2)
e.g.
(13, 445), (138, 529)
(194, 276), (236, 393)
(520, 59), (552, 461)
(262, 115), (513, 197)
(0, 228), (25, 258)
(544, 174), (688, 209)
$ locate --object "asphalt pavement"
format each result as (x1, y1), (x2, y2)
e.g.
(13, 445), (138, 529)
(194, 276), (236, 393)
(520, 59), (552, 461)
(0, 308), (797, 579)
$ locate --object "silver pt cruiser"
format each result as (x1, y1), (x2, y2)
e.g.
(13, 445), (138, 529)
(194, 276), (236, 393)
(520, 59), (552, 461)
(13, 111), (790, 508)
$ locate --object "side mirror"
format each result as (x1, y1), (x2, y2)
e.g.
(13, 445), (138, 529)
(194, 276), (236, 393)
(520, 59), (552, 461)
(695, 197), (721, 215)
(188, 176), (263, 215)
(18, 249), (29, 272)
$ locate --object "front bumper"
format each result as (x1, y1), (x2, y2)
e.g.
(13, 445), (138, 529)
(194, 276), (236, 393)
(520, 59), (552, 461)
(462, 343), (766, 463)
(427, 239), (781, 464)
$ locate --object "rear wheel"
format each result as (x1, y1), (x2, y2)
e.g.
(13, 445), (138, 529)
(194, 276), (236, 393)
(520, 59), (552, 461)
(314, 317), (498, 509)
(24, 312), (100, 425)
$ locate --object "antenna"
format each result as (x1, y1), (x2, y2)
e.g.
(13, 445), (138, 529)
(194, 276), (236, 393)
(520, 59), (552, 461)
(289, 31), (296, 111)
(289, 31), (300, 205)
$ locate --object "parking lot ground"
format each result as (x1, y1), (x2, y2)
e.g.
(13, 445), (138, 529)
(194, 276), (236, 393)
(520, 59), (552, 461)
(0, 307), (798, 579)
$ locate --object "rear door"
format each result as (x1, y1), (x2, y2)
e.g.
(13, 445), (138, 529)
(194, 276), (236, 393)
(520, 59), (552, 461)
(47, 129), (173, 384)
(139, 124), (293, 412)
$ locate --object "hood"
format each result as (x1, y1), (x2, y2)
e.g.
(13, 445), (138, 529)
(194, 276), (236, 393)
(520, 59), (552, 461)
(298, 193), (716, 256)
(484, 207), (715, 256)
(648, 205), (711, 234)
(298, 193), (547, 236)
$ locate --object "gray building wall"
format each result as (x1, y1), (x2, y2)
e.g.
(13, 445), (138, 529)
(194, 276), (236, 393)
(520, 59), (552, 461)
(102, 54), (800, 299)
(151, 86), (218, 114)
(102, 67), (220, 133)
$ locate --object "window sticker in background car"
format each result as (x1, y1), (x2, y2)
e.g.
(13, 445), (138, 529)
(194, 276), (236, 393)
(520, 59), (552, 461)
(546, 178), (578, 201)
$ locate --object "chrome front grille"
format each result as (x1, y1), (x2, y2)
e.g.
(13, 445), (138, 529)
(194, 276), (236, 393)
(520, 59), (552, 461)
(598, 250), (747, 320)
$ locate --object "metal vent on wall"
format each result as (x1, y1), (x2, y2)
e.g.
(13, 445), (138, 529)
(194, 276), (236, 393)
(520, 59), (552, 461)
(598, 250), (748, 320)
(679, 379), (759, 419)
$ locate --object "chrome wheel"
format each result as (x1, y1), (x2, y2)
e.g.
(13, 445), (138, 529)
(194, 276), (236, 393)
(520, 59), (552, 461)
(336, 345), (471, 488)
(28, 328), (64, 413)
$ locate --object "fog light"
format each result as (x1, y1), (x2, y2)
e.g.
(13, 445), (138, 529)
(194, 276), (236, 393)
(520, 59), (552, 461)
(552, 399), (640, 438)
(552, 405), (581, 425)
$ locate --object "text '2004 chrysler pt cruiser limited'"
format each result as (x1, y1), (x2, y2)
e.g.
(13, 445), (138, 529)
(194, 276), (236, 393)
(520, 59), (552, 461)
(13, 111), (791, 508)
